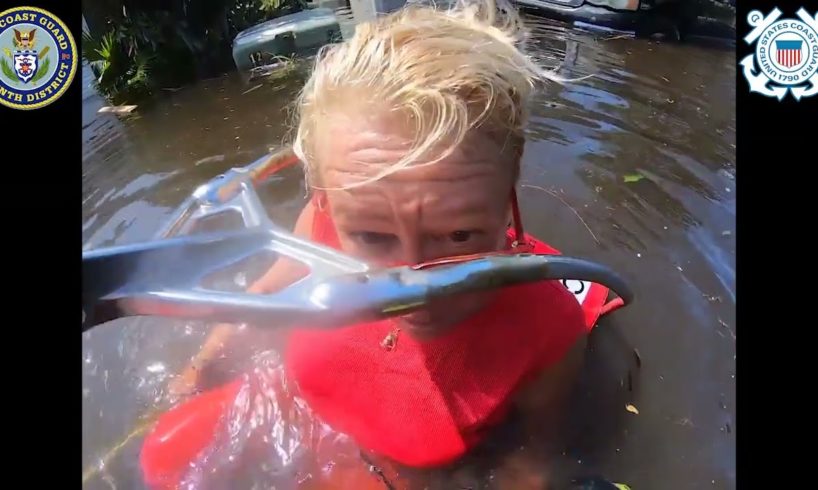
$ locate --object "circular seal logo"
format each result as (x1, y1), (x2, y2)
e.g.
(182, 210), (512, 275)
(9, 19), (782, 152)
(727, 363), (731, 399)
(0, 7), (77, 110)
(755, 17), (818, 87)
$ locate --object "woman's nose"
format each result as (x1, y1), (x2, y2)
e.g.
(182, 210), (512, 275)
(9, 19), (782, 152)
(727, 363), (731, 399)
(378, 240), (422, 268)
(392, 238), (450, 267)
(389, 245), (420, 267)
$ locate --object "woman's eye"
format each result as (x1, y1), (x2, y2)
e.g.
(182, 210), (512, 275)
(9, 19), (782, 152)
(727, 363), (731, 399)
(449, 230), (474, 243)
(351, 232), (396, 246)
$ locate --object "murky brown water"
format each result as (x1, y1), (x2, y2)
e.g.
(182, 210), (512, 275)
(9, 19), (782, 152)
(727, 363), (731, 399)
(82, 9), (735, 490)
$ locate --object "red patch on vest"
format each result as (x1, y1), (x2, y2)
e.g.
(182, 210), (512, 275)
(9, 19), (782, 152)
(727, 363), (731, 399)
(285, 278), (585, 467)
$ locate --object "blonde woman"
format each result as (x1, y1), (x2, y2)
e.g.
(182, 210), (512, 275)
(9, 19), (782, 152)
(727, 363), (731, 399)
(155, 1), (588, 487)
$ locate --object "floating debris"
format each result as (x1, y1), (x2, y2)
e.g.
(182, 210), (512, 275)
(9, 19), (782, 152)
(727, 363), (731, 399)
(718, 319), (736, 340)
(603, 34), (634, 41)
(194, 154), (226, 166)
(719, 169), (735, 181)
(98, 105), (137, 114)
(625, 404), (639, 415)
(242, 84), (263, 95)
(623, 173), (645, 183)
(521, 184), (599, 244)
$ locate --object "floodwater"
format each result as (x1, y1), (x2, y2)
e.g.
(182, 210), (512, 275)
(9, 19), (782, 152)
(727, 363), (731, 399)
(82, 7), (736, 490)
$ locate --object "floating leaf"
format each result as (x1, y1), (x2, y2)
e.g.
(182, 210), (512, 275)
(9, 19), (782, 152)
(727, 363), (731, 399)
(623, 173), (645, 183)
(614, 485), (632, 490)
(625, 404), (639, 415)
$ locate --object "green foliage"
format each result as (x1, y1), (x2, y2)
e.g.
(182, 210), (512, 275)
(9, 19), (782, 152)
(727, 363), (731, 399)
(82, 29), (155, 105)
(81, 0), (309, 104)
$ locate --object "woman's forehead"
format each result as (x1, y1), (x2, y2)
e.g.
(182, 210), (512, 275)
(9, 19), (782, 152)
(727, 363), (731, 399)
(321, 149), (514, 226)
(326, 166), (511, 227)
(316, 112), (516, 187)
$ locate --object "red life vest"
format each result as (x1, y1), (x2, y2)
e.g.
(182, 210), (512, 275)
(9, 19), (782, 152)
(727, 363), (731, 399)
(140, 200), (624, 487)
(284, 202), (588, 468)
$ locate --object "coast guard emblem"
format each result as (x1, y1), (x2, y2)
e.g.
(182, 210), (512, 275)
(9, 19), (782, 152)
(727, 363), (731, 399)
(0, 7), (77, 110)
(741, 7), (818, 101)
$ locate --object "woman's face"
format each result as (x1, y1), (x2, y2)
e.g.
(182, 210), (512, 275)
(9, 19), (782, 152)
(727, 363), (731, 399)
(314, 110), (517, 338)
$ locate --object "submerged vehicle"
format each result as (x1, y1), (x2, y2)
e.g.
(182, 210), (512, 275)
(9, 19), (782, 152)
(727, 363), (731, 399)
(512, 0), (735, 40)
(231, 8), (342, 77)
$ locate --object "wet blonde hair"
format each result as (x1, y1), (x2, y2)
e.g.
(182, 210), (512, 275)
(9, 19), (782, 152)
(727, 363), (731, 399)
(293, 0), (562, 189)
